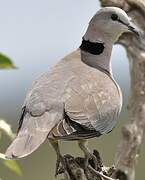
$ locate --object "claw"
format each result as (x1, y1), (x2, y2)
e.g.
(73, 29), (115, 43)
(83, 152), (98, 170)
(88, 153), (98, 169)
(78, 140), (98, 169)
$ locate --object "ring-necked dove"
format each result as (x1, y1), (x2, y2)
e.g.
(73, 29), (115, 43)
(5, 6), (139, 172)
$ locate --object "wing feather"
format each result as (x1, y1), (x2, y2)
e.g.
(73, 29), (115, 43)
(64, 75), (121, 135)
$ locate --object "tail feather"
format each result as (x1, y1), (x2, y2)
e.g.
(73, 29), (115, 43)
(5, 131), (48, 159)
(5, 111), (60, 159)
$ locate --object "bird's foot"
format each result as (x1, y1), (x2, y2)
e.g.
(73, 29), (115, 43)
(84, 150), (103, 171)
(84, 152), (98, 170)
(55, 155), (66, 176)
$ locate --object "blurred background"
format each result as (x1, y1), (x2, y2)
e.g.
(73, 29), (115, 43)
(0, 0), (144, 179)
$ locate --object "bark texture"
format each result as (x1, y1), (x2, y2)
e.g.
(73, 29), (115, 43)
(58, 1), (145, 179)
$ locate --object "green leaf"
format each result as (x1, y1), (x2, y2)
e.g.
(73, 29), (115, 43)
(0, 53), (16, 69)
(0, 119), (15, 139)
(3, 160), (22, 176)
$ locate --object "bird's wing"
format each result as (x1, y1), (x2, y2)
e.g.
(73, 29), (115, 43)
(5, 72), (64, 159)
(54, 75), (121, 140)
(65, 81), (100, 130)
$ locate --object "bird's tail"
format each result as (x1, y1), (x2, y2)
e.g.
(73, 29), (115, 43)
(5, 132), (48, 159)
(5, 111), (58, 159)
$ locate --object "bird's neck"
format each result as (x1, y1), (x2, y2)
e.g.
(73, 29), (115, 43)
(80, 38), (113, 75)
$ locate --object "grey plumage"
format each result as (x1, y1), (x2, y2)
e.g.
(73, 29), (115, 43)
(6, 49), (122, 158)
(5, 7), (139, 160)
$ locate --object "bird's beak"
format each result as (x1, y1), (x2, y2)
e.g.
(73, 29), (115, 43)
(128, 23), (140, 37)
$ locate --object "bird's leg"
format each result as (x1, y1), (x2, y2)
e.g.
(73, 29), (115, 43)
(78, 139), (97, 169)
(49, 139), (64, 176)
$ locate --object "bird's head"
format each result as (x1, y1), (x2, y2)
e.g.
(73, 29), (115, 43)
(84, 7), (140, 43)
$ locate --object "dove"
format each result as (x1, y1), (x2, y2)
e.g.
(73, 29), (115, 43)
(5, 6), (139, 173)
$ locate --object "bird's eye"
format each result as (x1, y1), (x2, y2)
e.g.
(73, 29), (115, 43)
(111, 14), (118, 21)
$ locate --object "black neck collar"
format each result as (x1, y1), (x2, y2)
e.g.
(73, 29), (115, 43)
(80, 38), (105, 55)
